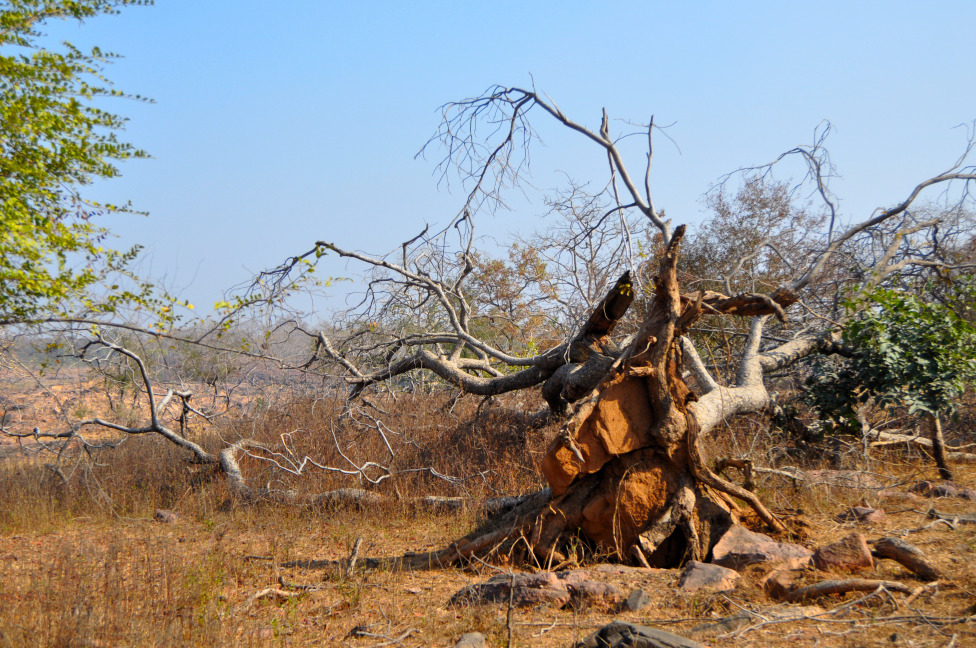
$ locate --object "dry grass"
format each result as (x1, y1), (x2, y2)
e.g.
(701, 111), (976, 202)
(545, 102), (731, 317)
(1, 387), (976, 647)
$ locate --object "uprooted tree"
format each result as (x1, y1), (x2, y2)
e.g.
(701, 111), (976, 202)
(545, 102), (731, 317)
(5, 85), (976, 569)
(285, 87), (976, 568)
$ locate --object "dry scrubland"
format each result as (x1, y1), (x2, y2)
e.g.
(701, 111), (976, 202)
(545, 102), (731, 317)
(1, 385), (975, 648)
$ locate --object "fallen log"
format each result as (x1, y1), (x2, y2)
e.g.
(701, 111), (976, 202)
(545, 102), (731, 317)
(872, 537), (941, 581)
(786, 579), (912, 602)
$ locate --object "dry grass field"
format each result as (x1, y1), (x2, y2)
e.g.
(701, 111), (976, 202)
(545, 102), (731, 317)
(1, 381), (975, 648)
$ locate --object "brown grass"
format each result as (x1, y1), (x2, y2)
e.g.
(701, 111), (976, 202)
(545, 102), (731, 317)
(1, 388), (975, 647)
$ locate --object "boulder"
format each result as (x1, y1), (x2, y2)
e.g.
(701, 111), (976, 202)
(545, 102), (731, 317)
(677, 561), (739, 593)
(711, 525), (812, 571)
(812, 533), (874, 572)
(622, 588), (652, 611)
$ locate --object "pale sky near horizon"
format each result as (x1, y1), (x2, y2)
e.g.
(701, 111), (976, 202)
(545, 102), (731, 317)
(36, 1), (976, 317)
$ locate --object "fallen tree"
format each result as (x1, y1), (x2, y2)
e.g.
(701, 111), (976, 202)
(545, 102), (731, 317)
(5, 85), (976, 568)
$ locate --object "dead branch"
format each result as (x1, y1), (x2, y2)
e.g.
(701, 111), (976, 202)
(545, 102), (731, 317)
(346, 536), (363, 577)
(928, 508), (976, 525)
(872, 537), (941, 581)
(242, 588), (301, 608)
(786, 579), (913, 602)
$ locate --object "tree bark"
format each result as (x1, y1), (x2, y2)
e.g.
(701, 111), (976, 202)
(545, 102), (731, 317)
(425, 226), (789, 569)
(929, 413), (953, 481)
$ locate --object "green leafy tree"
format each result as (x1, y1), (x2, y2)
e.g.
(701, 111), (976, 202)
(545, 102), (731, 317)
(808, 280), (976, 479)
(1, 0), (154, 324)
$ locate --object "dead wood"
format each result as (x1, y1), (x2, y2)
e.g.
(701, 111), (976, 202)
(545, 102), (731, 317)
(872, 537), (941, 580)
(928, 508), (976, 525)
(242, 588), (301, 608)
(681, 286), (799, 321)
(785, 579), (913, 602)
(867, 430), (976, 462)
(277, 576), (322, 592)
(346, 536), (363, 577)
(270, 227), (798, 572)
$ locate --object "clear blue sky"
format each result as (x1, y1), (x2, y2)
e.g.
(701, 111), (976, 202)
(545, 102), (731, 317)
(40, 1), (976, 315)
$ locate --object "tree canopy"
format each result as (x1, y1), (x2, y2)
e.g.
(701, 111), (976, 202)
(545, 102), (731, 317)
(0, 0), (153, 324)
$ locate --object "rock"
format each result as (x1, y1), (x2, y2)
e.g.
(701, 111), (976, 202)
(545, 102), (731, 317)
(453, 632), (487, 648)
(622, 588), (652, 611)
(451, 572), (569, 608)
(449, 570), (624, 609)
(576, 621), (703, 648)
(931, 483), (960, 498)
(877, 489), (920, 504)
(711, 525), (813, 571)
(812, 533), (874, 572)
(677, 561), (739, 593)
(761, 569), (799, 598)
(153, 509), (179, 523)
(835, 506), (886, 524)
(909, 481), (975, 499)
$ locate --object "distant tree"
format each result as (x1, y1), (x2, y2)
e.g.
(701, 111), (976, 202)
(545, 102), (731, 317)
(0, 0), (156, 325)
(808, 281), (976, 479)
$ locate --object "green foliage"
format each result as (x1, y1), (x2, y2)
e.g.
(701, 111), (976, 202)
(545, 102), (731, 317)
(807, 280), (976, 428)
(0, 0), (156, 324)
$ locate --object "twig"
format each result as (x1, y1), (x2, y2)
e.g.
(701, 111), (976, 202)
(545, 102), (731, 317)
(243, 587), (300, 607)
(278, 575), (322, 592)
(347, 536), (363, 577)
(904, 581), (941, 607)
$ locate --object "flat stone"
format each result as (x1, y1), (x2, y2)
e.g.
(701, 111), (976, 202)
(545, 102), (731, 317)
(576, 621), (704, 648)
(812, 533), (873, 572)
(453, 632), (487, 648)
(449, 570), (623, 610)
(711, 524), (813, 571)
(677, 561), (739, 593)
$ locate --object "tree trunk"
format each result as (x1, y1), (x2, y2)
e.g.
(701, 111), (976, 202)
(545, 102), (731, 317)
(929, 413), (953, 481)
(404, 226), (786, 570)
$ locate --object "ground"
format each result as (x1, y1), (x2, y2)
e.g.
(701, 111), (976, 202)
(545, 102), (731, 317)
(1, 378), (975, 647)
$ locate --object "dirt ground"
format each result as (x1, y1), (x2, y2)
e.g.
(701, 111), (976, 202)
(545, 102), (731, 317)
(1, 375), (975, 647)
